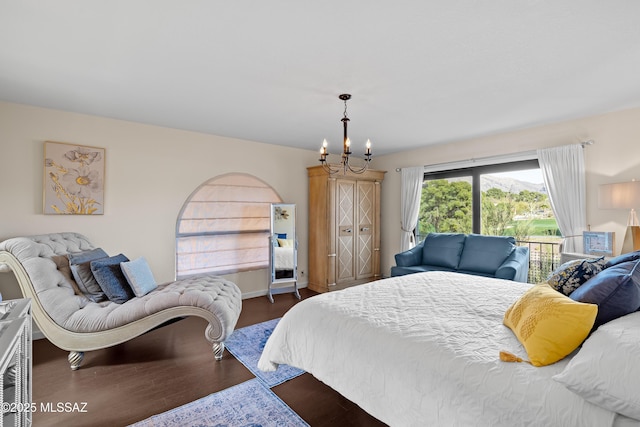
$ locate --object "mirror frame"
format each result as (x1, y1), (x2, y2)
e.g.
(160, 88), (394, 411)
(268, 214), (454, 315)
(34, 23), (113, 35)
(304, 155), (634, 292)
(268, 203), (300, 302)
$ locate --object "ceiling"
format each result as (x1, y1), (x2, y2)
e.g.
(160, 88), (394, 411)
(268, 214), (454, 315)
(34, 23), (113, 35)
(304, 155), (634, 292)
(1, 1), (640, 156)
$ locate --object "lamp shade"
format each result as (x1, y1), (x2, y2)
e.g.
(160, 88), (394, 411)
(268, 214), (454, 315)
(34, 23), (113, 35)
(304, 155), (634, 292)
(598, 181), (640, 209)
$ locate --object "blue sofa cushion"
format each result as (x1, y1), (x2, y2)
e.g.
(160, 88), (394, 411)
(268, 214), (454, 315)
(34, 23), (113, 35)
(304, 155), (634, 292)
(421, 233), (466, 269)
(458, 234), (515, 275)
(570, 259), (640, 328)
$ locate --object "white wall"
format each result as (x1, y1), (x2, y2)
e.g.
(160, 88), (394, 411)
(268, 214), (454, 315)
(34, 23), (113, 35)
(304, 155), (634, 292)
(2, 101), (640, 301)
(376, 107), (640, 277)
(0, 101), (318, 300)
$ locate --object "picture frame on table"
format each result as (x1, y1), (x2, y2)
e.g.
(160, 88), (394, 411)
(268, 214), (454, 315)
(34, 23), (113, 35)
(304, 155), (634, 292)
(583, 231), (615, 256)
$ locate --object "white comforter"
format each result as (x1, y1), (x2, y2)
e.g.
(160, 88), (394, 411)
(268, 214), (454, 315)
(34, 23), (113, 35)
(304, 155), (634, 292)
(258, 271), (621, 427)
(274, 246), (294, 270)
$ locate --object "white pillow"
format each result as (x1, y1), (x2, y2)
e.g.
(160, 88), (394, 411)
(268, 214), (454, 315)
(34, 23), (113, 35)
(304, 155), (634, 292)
(553, 311), (640, 420)
(120, 257), (158, 297)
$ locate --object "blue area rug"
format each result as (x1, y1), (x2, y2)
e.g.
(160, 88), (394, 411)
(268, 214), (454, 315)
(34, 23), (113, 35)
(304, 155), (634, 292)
(130, 378), (309, 427)
(225, 318), (305, 387)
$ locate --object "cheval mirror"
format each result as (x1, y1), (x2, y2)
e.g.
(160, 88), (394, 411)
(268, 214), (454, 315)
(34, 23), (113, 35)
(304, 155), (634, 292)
(268, 203), (300, 303)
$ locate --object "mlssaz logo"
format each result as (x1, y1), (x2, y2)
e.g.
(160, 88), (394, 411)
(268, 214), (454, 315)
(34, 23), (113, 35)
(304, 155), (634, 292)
(39, 402), (88, 413)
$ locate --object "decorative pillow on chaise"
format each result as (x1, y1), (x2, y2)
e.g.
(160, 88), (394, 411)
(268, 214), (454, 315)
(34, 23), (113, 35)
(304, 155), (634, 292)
(569, 258), (640, 328)
(51, 254), (83, 296)
(503, 284), (597, 366)
(68, 248), (109, 302)
(546, 257), (605, 296)
(120, 257), (158, 297)
(90, 254), (134, 304)
(553, 311), (640, 420)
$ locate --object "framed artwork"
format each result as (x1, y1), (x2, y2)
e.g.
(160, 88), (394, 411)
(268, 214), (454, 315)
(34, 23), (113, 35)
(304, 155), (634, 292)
(43, 141), (105, 215)
(583, 231), (615, 256)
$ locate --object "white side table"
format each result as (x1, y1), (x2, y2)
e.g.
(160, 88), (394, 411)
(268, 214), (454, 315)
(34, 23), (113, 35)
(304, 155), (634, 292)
(0, 299), (32, 427)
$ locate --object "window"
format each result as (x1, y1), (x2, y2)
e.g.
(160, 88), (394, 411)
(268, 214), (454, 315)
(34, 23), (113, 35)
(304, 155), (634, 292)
(419, 160), (553, 236)
(175, 173), (282, 278)
(419, 176), (472, 237)
(480, 169), (557, 240)
(418, 160), (562, 282)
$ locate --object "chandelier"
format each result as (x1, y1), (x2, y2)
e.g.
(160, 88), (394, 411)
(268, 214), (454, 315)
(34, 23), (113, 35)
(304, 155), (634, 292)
(319, 94), (372, 174)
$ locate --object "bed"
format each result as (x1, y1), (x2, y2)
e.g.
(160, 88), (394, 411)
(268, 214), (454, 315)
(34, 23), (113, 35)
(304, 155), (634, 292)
(258, 271), (640, 426)
(273, 245), (294, 279)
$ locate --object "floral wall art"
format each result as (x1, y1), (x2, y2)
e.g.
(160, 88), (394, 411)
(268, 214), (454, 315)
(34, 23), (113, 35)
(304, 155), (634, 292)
(274, 206), (290, 221)
(43, 141), (105, 215)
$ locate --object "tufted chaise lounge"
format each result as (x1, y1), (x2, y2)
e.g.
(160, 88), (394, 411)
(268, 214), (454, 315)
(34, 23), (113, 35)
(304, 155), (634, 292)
(0, 232), (242, 370)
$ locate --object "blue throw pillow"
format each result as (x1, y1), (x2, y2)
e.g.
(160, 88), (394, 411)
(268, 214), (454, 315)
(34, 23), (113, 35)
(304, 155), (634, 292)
(68, 248), (109, 302)
(421, 233), (466, 269)
(458, 234), (515, 275)
(120, 257), (158, 297)
(605, 250), (640, 268)
(90, 254), (134, 304)
(547, 257), (606, 296)
(570, 259), (640, 328)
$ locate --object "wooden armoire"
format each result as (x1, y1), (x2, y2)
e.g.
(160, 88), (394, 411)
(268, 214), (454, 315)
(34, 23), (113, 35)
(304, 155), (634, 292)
(307, 165), (386, 293)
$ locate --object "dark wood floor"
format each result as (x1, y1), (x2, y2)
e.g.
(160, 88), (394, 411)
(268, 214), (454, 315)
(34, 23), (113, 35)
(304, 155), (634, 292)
(32, 288), (388, 427)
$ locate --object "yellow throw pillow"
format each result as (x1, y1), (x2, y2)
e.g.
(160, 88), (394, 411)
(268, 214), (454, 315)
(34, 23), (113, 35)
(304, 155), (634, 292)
(503, 284), (597, 367)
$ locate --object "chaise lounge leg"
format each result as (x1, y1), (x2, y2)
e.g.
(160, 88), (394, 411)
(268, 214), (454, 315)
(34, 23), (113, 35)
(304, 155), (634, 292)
(68, 351), (84, 370)
(212, 342), (225, 361)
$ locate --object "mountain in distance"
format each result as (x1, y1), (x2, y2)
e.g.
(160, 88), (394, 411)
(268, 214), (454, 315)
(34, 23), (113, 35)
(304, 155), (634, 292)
(481, 175), (547, 194)
(447, 175), (547, 194)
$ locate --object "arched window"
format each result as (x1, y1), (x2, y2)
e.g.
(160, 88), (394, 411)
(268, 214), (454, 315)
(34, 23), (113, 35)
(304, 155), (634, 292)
(175, 173), (282, 278)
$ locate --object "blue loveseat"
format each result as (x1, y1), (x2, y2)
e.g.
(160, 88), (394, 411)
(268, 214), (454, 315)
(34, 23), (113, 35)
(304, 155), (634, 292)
(391, 233), (529, 282)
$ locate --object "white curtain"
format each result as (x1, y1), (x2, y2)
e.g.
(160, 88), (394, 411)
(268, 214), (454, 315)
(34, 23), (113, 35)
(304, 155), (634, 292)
(537, 144), (586, 253)
(400, 166), (424, 251)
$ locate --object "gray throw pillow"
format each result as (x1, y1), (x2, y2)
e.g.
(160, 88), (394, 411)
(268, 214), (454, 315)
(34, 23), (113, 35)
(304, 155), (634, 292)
(68, 248), (109, 302)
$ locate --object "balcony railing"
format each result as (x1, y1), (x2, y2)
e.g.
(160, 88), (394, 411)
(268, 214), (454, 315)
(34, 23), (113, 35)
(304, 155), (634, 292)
(517, 239), (562, 284)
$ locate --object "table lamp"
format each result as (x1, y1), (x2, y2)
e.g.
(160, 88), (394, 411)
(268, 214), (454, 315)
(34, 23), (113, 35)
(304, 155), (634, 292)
(598, 180), (640, 254)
